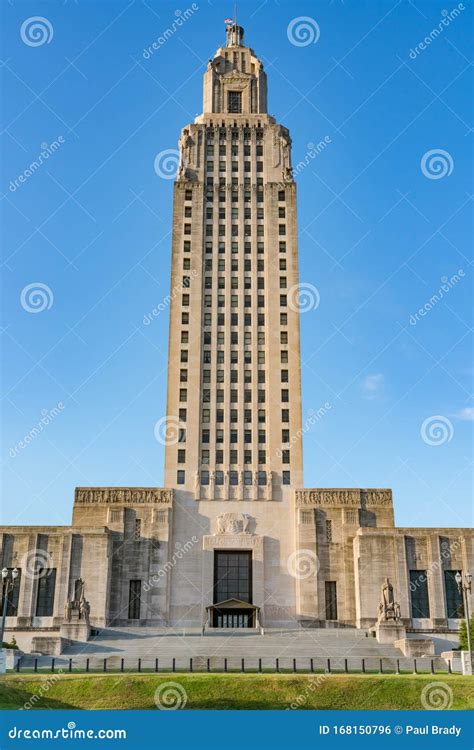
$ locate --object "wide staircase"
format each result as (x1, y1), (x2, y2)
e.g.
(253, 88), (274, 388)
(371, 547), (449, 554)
(15, 627), (447, 673)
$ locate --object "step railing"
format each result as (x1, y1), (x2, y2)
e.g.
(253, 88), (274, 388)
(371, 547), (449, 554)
(11, 655), (453, 674)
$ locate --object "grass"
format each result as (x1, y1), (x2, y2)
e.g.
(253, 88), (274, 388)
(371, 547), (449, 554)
(0, 673), (472, 710)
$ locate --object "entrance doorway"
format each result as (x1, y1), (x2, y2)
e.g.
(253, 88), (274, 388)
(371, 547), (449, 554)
(214, 551), (252, 603)
(213, 608), (254, 628)
(212, 551), (253, 628)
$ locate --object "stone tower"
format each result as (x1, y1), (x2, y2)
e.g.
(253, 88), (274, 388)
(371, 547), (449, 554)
(164, 23), (303, 502)
(162, 23), (304, 625)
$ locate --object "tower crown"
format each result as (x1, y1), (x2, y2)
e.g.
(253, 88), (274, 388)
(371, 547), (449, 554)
(201, 26), (267, 115)
(225, 23), (244, 47)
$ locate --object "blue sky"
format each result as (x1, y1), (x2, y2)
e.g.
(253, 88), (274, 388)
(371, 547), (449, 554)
(1, 0), (472, 528)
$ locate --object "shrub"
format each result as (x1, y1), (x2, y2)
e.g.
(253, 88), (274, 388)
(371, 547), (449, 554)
(458, 618), (474, 651)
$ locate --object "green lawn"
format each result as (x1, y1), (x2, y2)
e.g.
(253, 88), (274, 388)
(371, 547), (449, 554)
(0, 673), (472, 710)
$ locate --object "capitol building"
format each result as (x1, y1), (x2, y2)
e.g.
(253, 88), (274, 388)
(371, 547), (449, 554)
(1, 25), (471, 658)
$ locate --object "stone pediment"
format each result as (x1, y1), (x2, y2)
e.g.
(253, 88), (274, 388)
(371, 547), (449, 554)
(209, 598), (257, 611)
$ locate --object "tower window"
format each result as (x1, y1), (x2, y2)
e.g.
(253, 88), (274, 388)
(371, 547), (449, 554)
(228, 91), (242, 113)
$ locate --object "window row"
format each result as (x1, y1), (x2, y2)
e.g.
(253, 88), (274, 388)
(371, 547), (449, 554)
(182, 240), (287, 254)
(200, 259), (287, 271)
(206, 161), (264, 173)
(203, 277), (266, 290)
(201, 408), (267, 423)
(199, 313), (288, 326)
(184, 189), (287, 202)
(206, 145), (264, 156)
(203, 225), (267, 237)
(201, 389), (289, 403)
(201, 368), (289, 384)
(205, 129), (264, 142)
(176, 470), (291, 485)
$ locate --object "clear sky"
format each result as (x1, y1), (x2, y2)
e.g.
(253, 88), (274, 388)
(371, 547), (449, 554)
(1, 0), (472, 529)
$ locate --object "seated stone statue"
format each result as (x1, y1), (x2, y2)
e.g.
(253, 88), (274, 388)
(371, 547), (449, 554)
(377, 577), (401, 622)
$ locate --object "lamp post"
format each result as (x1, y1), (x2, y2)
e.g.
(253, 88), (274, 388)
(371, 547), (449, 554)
(0, 567), (19, 647)
(455, 570), (472, 674)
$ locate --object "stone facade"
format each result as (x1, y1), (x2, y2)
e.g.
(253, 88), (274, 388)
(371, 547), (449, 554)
(1, 24), (472, 649)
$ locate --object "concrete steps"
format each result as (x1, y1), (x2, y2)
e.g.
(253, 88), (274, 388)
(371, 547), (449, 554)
(12, 627), (449, 672)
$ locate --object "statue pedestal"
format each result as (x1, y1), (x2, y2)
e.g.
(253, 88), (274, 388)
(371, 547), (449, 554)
(375, 621), (406, 645)
(60, 620), (90, 643)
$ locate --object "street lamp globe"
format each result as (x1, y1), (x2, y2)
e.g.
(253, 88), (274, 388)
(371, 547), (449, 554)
(12, 569), (19, 580)
(1, 569), (7, 581)
(455, 571), (462, 586)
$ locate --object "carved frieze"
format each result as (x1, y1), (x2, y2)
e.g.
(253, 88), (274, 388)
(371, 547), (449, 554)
(295, 488), (393, 508)
(363, 489), (393, 507)
(215, 513), (251, 535)
(74, 487), (173, 506)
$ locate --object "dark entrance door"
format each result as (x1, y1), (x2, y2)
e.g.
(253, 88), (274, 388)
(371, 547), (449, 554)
(213, 551), (253, 627)
(214, 609), (253, 628)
